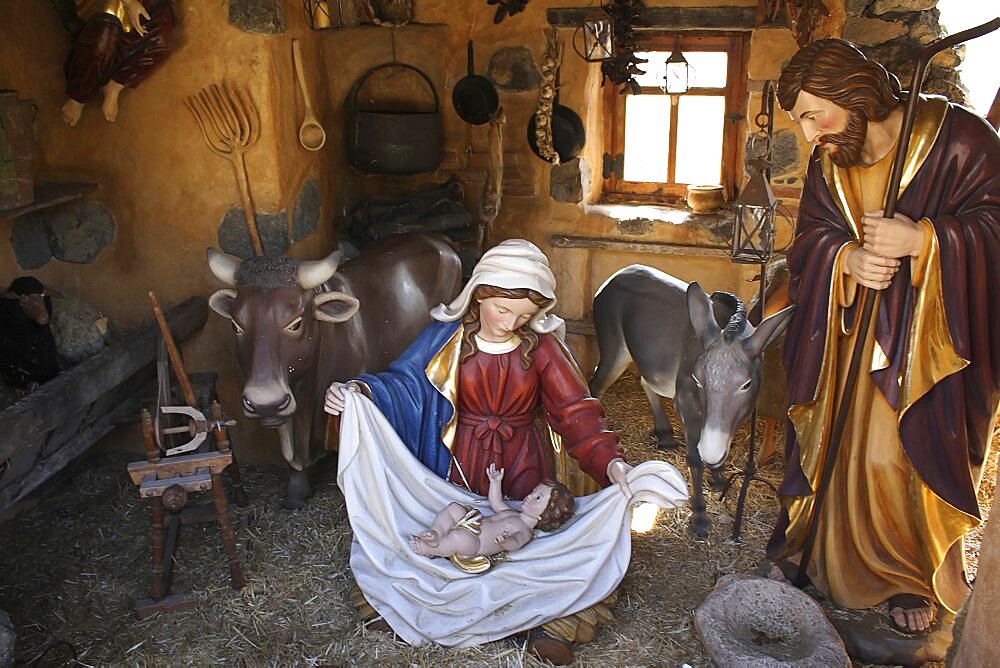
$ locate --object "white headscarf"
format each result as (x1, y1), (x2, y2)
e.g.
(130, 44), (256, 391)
(430, 239), (564, 334)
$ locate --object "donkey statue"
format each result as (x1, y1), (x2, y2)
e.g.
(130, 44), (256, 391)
(589, 265), (795, 538)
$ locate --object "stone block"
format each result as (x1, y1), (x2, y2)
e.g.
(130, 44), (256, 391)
(218, 208), (290, 258)
(845, 0), (872, 17)
(770, 130), (800, 177)
(291, 177), (321, 243)
(872, 0), (936, 15)
(550, 158), (590, 203)
(844, 16), (908, 46)
(49, 201), (116, 264)
(10, 210), (53, 269)
(228, 0), (286, 35)
(488, 47), (540, 92)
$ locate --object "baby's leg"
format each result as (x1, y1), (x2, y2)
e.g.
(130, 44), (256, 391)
(422, 503), (469, 547)
(413, 528), (479, 558)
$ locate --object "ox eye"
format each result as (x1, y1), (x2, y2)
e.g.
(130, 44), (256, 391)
(231, 320), (244, 335)
(739, 378), (752, 392)
(285, 317), (303, 333)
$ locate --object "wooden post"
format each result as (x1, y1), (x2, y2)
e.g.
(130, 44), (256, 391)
(150, 495), (166, 601)
(211, 400), (248, 507)
(141, 408), (160, 462)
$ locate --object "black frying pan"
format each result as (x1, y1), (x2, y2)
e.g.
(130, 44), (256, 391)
(452, 41), (499, 126)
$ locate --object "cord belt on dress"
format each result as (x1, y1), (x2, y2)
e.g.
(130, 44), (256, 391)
(458, 413), (533, 455)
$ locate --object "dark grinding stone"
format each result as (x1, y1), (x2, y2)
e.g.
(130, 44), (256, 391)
(228, 0), (286, 35)
(10, 210), (53, 269)
(218, 208), (290, 259)
(770, 130), (800, 177)
(50, 201), (116, 263)
(488, 47), (540, 92)
(291, 177), (321, 243)
(550, 158), (590, 203)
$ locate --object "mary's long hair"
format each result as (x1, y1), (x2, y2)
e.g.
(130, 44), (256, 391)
(460, 285), (552, 368)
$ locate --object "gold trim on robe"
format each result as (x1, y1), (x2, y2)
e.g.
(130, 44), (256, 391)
(76, 0), (138, 32)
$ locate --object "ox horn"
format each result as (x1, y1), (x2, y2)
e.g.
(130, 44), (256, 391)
(207, 248), (241, 287)
(297, 249), (343, 290)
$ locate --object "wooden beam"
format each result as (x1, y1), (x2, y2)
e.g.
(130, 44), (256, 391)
(547, 6), (760, 31)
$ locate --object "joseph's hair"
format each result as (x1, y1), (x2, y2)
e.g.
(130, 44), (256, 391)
(535, 479), (574, 532)
(777, 38), (902, 121)
(460, 284), (552, 368)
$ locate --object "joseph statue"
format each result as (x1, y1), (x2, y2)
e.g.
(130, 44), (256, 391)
(767, 39), (1000, 635)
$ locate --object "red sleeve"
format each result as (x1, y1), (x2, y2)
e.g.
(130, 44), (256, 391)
(534, 334), (625, 488)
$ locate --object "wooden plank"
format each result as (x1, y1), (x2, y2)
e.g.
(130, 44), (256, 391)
(138, 471), (213, 498)
(127, 451), (233, 485)
(0, 181), (98, 220)
(550, 234), (733, 257)
(0, 296), (208, 462)
(547, 6), (758, 31)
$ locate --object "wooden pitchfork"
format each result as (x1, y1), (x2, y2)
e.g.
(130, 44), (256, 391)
(185, 82), (264, 257)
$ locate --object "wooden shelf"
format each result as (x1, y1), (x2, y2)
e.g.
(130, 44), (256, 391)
(0, 181), (97, 220)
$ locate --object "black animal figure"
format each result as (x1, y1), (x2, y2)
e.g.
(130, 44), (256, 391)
(0, 277), (61, 389)
(589, 265), (795, 538)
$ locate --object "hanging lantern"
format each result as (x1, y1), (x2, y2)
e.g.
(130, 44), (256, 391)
(573, 8), (615, 62)
(731, 165), (777, 263)
(663, 40), (690, 95)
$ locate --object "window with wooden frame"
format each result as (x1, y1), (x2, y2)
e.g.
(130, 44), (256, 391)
(602, 33), (749, 202)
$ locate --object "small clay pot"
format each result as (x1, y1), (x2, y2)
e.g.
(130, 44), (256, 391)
(687, 184), (725, 214)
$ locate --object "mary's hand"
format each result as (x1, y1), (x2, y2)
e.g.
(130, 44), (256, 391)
(323, 381), (357, 415)
(124, 0), (151, 36)
(607, 458), (633, 498)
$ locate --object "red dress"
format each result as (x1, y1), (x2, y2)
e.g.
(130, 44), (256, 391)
(448, 334), (623, 500)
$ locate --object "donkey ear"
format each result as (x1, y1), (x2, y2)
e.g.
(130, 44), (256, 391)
(742, 305), (796, 357)
(687, 282), (720, 348)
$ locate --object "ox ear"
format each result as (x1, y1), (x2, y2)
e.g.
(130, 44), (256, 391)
(207, 248), (240, 286)
(687, 282), (720, 348)
(298, 250), (343, 291)
(313, 290), (360, 323)
(209, 289), (239, 319)
(742, 304), (796, 358)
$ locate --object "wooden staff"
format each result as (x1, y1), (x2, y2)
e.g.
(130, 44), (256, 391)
(148, 291), (197, 407)
(794, 17), (1000, 588)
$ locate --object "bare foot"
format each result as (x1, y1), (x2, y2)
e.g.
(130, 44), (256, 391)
(61, 98), (84, 126)
(101, 80), (125, 122)
(418, 529), (440, 547)
(409, 535), (431, 556)
(888, 593), (936, 634)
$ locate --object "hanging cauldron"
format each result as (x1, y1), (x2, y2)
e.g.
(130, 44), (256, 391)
(347, 63), (443, 175)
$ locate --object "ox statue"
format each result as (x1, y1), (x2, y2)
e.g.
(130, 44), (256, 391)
(589, 265), (795, 538)
(207, 233), (462, 508)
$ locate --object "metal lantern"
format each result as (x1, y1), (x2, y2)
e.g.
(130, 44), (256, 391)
(663, 41), (690, 95)
(575, 8), (615, 62)
(731, 166), (776, 263)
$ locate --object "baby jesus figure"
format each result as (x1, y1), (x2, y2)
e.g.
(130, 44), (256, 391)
(410, 464), (574, 560)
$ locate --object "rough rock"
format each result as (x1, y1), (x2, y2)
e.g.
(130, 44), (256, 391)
(228, 0), (286, 35)
(550, 158), (590, 203)
(488, 47), (540, 92)
(872, 0), (936, 15)
(9, 211), (53, 269)
(218, 208), (290, 258)
(769, 130), (800, 177)
(291, 177), (321, 243)
(51, 295), (108, 366)
(0, 609), (13, 667)
(845, 0), (871, 17)
(49, 201), (116, 263)
(844, 16), (909, 46)
(694, 574), (850, 667)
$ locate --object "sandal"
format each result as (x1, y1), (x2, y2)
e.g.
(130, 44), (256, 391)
(887, 593), (937, 635)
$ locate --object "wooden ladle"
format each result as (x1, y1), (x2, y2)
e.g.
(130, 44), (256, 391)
(292, 39), (326, 151)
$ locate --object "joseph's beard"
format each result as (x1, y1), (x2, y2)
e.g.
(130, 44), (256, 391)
(818, 110), (867, 168)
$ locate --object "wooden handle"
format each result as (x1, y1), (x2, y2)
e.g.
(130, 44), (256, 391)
(292, 39), (316, 117)
(148, 291), (197, 407)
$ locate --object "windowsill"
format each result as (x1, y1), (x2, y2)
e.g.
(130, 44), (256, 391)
(584, 200), (735, 240)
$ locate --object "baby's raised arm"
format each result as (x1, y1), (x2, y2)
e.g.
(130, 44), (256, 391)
(486, 463), (510, 513)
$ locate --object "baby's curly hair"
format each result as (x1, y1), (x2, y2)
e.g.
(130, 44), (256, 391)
(535, 479), (575, 532)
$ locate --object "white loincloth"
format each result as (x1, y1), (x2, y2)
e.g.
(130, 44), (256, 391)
(336, 391), (688, 648)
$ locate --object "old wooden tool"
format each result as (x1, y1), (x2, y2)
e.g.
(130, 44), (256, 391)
(185, 81), (264, 256)
(126, 293), (249, 618)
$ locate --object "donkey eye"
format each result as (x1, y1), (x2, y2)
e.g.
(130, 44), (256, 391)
(285, 317), (303, 333)
(692, 374), (703, 388)
(739, 378), (752, 392)
(231, 320), (244, 335)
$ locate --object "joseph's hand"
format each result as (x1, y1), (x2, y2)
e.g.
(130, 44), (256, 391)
(844, 246), (900, 290)
(862, 210), (925, 259)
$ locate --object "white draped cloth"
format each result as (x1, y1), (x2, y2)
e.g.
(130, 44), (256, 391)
(336, 391), (689, 648)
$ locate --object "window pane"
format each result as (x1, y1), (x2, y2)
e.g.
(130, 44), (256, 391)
(685, 52), (727, 88)
(623, 94), (670, 183)
(675, 96), (724, 185)
(632, 51), (728, 89)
